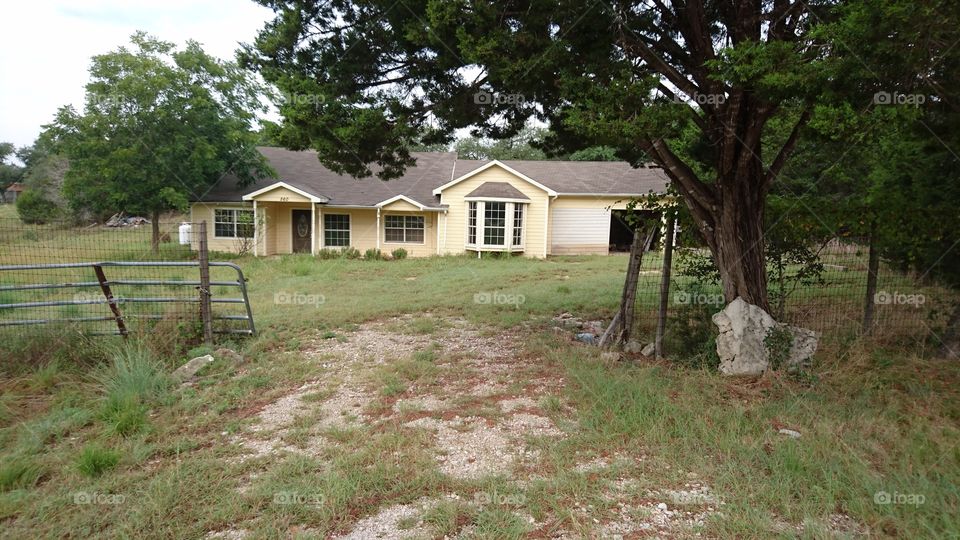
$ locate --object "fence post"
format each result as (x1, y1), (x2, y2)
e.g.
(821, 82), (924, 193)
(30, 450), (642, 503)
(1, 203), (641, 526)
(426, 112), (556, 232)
(655, 214), (675, 358)
(198, 221), (213, 344)
(862, 222), (879, 334)
(92, 264), (127, 337)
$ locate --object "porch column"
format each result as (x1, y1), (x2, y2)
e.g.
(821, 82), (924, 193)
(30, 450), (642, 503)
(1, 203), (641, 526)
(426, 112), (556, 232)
(252, 200), (259, 257)
(376, 208), (381, 250)
(311, 203), (317, 255)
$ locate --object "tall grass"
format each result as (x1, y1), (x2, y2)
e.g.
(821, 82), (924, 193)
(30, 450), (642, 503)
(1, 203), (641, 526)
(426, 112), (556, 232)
(93, 343), (172, 436)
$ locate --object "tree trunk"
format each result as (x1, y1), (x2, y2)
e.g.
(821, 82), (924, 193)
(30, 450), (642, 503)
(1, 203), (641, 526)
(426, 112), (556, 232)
(646, 98), (782, 317)
(862, 221), (880, 334)
(940, 302), (960, 360)
(711, 171), (770, 312)
(151, 210), (161, 253)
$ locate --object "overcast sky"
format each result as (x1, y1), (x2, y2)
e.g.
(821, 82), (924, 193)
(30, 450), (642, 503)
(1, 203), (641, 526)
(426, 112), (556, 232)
(0, 0), (275, 150)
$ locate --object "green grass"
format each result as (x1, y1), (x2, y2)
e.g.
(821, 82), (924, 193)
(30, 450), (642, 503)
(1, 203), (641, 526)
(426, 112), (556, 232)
(75, 445), (120, 478)
(0, 458), (44, 492)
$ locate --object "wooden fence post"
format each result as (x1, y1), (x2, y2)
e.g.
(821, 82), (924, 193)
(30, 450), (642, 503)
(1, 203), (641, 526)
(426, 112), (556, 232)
(198, 221), (213, 345)
(655, 214), (676, 358)
(862, 221), (879, 334)
(93, 264), (127, 337)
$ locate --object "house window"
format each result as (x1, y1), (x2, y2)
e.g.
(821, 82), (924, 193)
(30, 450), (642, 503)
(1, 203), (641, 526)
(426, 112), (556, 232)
(214, 209), (254, 238)
(483, 202), (506, 246)
(385, 215), (425, 243)
(467, 202), (477, 245)
(512, 204), (524, 246)
(324, 214), (350, 247)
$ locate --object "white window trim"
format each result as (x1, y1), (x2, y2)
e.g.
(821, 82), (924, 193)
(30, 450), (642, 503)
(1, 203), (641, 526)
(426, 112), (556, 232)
(322, 213), (352, 248)
(382, 213), (426, 245)
(465, 201), (525, 252)
(213, 207), (255, 239)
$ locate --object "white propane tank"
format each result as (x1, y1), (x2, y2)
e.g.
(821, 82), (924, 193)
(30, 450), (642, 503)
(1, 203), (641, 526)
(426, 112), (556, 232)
(178, 222), (192, 245)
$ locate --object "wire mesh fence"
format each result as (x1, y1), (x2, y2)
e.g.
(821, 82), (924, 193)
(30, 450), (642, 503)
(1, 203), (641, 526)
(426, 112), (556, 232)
(0, 214), (952, 355)
(0, 217), (254, 339)
(599, 235), (956, 355)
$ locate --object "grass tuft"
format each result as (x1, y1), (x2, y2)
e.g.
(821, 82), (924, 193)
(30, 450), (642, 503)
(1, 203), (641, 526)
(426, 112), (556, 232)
(0, 458), (44, 491)
(76, 445), (120, 477)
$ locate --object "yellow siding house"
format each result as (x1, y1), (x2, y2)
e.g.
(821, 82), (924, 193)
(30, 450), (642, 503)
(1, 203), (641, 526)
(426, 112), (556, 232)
(190, 147), (669, 257)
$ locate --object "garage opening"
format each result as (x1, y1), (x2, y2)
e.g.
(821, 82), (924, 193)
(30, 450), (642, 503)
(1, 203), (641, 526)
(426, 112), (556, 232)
(609, 210), (663, 253)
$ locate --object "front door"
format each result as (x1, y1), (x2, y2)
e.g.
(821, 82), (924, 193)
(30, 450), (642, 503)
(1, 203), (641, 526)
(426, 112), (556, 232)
(291, 210), (312, 253)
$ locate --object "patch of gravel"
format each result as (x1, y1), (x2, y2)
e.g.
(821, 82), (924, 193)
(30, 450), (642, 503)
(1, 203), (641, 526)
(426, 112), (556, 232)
(657, 484), (721, 506)
(252, 382), (321, 432)
(466, 380), (512, 397)
(598, 501), (714, 538)
(404, 414), (558, 479)
(334, 498), (438, 540)
(502, 412), (565, 437)
(393, 395), (449, 413)
(499, 396), (539, 413)
(205, 529), (248, 539)
(314, 386), (372, 429)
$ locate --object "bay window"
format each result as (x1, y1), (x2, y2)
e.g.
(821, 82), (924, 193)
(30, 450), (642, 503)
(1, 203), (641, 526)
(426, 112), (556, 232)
(465, 200), (525, 251)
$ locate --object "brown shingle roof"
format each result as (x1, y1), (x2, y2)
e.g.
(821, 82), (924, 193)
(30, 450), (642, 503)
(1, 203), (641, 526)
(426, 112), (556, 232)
(196, 148), (454, 207)
(193, 148), (669, 205)
(464, 182), (530, 200)
(451, 160), (669, 195)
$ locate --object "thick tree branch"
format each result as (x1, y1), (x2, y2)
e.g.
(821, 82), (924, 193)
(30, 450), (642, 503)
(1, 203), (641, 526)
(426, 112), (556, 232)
(764, 107), (811, 191)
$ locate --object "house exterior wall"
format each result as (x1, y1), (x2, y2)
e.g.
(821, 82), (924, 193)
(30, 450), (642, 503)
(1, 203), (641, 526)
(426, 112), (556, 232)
(189, 177), (660, 258)
(546, 196), (629, 255)
(436, 166), (550, 258)
(190, 202), (255, 254)
(379, 210), (438, 257)
(270, 202), (313, 254)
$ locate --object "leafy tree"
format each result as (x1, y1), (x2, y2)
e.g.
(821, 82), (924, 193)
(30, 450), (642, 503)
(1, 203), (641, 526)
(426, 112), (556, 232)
(0, 142), (24, 196)
(50, 32), (272, 250)
(15, 190), (60, 224)
(454, 126), (548, 160)
(569, 146), (619, 162)
(244, 0), (870, 313)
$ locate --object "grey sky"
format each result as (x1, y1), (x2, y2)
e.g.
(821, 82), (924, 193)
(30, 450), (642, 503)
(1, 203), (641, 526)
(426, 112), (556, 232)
(0, 0), (274, 150)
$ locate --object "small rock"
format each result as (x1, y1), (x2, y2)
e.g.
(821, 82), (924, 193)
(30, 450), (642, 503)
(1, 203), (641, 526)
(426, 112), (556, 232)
(778, 428), (802, 439)
(172, 354), (214, 383)
(641, 342), (656, 356)
(657, 502), (668, 511)
(600, 351), (620, 362)
(575, 332), (597, 345)
(624, 340), (643, 354)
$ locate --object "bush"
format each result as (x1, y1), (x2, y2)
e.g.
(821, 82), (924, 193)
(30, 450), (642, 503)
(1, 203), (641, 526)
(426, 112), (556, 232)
(391, 248), (408, 260)
(663, 284), (722, 369)
(317, 248), (340, 259)
(15, 190), (61, 224)
(76, 445), (120, 477)
(340, 246), (361, 259)
(364, 248), (383, 260)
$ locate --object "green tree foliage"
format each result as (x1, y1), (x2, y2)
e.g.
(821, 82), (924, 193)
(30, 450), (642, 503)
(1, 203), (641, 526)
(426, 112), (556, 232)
(454, 126), (548, 160)
(0, 143), (24, 194)
(15, 190), (60, 224)
(49, 32), (273, 250)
